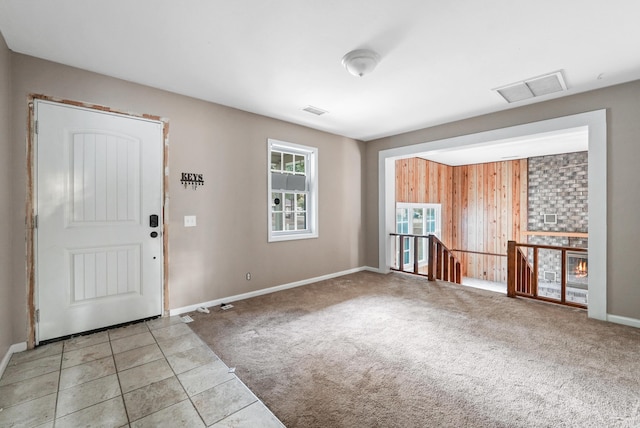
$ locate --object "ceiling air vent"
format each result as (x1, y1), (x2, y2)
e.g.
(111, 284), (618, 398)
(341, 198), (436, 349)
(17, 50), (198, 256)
(494, 71), (567, 103)
(302, 105), (328, 116)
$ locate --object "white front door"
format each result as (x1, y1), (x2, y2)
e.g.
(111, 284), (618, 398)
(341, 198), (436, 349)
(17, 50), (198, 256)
(35, 100), (164, 342)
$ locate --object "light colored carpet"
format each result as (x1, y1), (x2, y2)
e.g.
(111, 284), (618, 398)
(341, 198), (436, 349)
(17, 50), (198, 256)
(188, 271), (640, 428)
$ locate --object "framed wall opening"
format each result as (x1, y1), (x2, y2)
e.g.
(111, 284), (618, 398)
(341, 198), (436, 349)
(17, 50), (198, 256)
(378, 110), (607, 321)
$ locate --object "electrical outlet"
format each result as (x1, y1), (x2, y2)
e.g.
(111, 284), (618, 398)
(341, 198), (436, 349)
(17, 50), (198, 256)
(246, 272), (251, 280)
(184, 215), (197, 227)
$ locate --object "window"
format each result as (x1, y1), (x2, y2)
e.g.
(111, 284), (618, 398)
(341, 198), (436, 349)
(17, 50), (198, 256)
(268, 139), (318, 242)
(396, 203), (441, 265)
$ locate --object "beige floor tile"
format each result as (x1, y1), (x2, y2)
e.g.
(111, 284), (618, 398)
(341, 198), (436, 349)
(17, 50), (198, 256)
(165, 344), (219, 374)
(56, 373), (121, 417)
(0, 392), (56, 427)
(118, 358), (174, 393)
(109, 322), (151, 341)
(177, 360), (235, 397)
(59, 355), (116, 390)
(8, 342), (63, 367)
(64, 331), (110, 352)
(210, 401), (285, 428)
(62, 341), (112, 369)
(150, 322), (193, 342)
(54, 396), (128, 428)
(130, 399), (205, 428)
(114, 343), (164, 371)
(0, 354), (61, 386)
(156, 332), (204, 357)
(123, 376), (188, 422)
(192, 378), (258, 426)
(0, 370), (59, 408)
(145, 316), (183, 331)
(111, 331), (157, 354)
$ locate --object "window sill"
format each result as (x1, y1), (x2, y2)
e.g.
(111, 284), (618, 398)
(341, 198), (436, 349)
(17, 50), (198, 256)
(268, 232), (318, 243)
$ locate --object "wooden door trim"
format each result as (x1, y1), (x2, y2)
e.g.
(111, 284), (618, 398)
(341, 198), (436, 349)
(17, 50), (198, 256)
(26, 95), (170, 348)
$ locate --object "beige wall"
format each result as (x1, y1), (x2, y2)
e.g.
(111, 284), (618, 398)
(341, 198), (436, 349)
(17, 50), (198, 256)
(0, 33), (13, 353)
(9, 54), (366, 343)
(366, 81), (640, 320)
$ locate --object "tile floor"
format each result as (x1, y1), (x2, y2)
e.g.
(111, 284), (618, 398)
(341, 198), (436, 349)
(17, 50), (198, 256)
(0, 316), (285, 427)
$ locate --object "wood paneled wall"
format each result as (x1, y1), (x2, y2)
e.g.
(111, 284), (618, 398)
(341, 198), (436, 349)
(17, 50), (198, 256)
(396, 158), (527, 282)
(395, 158), (454, 245)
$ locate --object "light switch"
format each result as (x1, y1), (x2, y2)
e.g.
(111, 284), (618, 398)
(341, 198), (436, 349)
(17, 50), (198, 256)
(184, 215), (197, 227)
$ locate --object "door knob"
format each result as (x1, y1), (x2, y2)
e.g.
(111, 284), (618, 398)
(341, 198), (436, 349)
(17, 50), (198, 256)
(150, 231), (159, 238)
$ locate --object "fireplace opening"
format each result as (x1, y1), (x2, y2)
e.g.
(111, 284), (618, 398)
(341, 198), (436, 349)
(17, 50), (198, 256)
(566, 251), (588, 290)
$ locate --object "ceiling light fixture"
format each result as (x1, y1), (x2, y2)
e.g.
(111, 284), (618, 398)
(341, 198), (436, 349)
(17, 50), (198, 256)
(341, 49), (380, 77)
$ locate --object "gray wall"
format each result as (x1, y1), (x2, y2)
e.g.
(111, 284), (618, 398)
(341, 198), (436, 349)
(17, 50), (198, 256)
(0, 33), (13, 355)
(8, 53), (366, 344)
(366, 81), (640, 320)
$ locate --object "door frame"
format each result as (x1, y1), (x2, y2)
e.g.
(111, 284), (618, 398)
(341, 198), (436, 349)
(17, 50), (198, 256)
(26, 95), (170, 348)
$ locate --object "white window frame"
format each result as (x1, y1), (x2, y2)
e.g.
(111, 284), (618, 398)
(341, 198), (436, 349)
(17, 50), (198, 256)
(396, 203), (441, 266)
(268, 139), (318, 242)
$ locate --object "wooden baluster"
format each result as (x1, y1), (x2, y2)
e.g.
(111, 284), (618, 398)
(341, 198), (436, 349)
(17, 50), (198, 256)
(436, 242), (443, 280)
(443, 250), (449, 281)
(507, 241), (516, 297)
(399, 235), (405, 272)
(413, 236), (419, 274)
(532, 247), (539, 297)
(427, 235), (434, 281)
(561, 249), (567, 303)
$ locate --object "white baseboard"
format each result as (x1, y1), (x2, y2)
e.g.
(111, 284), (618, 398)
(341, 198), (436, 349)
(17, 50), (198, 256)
(170, 266), (375, 316)
(0, 342), (28, 378)
(607, 314), (640, 329)
(362, 266), (382, 274)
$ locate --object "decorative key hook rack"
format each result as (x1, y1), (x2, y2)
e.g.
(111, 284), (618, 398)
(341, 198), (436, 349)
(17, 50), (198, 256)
(181, 172), (204, 190)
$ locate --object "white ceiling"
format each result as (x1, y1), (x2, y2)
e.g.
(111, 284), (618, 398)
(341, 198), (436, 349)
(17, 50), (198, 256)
(418, 127), (588, 166)
(0, 1), (639, 142)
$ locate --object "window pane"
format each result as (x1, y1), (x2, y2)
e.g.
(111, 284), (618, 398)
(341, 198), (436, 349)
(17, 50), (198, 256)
(272, 192), (283, 212)
(296, 213), (306, 230)
(271, 151), (282, 171)
(295, 155), (305, 174)
(285, 212), (295, 230)
(284, 153), (294, 172)
(272, 213), (283, 231)
(284, 193), (294, 212)
(296, 194), (306, 211)
(412, 209), (423, 234)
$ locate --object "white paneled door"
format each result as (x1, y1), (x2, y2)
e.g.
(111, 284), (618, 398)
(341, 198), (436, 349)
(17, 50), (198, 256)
(35, 101), (164, 342)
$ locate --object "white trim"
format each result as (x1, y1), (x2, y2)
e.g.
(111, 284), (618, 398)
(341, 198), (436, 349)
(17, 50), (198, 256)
(378, 110), (607, 321)
(0, 342), (28, 378)
(606, 314), (640, 329)
(169, 266), (370, 316)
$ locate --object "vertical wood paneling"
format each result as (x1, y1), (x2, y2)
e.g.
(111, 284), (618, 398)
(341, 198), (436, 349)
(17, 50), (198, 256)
(396, 157), (528, 283)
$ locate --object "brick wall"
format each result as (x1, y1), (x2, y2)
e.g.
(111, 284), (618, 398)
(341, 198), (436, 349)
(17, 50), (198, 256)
(527, 151), (588, 283)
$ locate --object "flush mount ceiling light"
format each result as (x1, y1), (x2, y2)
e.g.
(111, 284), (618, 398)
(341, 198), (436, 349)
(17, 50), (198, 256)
(341, 49), (380, 77)
(494, 70), (568, 103)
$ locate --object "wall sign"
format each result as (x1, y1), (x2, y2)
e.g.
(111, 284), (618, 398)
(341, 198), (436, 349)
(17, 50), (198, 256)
(181, 172), (204, 189)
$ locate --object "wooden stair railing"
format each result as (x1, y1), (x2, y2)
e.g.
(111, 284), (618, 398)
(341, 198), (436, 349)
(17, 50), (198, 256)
(507, 241), (534, 297)
(427, 235), (462, 284)
(389, 233), (461, 284)
(507, 240), (587, 309)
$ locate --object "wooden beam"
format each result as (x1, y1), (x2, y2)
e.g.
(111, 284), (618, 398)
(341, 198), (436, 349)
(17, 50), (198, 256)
(521, 231), (588, 238)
